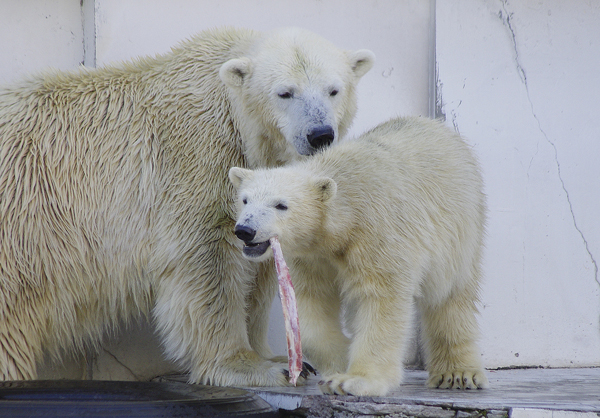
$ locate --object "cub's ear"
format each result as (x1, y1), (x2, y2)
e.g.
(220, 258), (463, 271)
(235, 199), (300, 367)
(347, 49), (375, 78)
(220, 58), (253, 88)
(313, 177), (337, 202)
(229, 167), (254, 189)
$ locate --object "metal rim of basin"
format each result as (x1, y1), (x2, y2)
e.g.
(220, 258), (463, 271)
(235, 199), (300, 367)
(0, 380), (277, 418)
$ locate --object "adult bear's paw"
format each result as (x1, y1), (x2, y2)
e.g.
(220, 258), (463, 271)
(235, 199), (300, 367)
(190, 351), (314, 387)
(269, 356), (317, 380)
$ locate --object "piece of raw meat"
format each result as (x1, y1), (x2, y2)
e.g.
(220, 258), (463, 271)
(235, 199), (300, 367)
(270, 236), (303, 385)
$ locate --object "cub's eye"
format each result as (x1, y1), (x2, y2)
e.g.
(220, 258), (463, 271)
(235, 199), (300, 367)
(242, 198), (248, 205)
(330, 89), (339, 97)
(275, 203), (288, 211)
(278, 91), (293, 99)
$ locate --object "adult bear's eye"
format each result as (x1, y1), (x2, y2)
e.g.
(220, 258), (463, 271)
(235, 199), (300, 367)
(275, 203), (288, 211)
(242, 198), (248, 205)
(278, 91), (293, 99)
(330, 89), (339, 97)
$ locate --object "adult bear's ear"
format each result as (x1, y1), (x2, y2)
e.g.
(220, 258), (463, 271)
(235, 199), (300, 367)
(229, 167), (254, 189)
(347, 49), (375, 78)
(313, 177), (337, 203)
(220, 58), (253, 88)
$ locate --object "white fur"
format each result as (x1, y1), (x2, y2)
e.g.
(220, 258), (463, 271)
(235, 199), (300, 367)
(0, 27), (373, 385)
(230, 117), (489, 396)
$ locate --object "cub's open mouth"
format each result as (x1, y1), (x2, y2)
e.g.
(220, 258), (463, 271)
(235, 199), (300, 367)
(243, 240), (271, 257)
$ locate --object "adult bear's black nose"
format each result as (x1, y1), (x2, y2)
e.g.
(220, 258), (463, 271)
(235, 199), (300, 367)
(235, 224), (256, 242)
(307, 126), (335, 150)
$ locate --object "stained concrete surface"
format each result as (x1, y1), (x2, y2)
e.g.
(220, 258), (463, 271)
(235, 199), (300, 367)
(237, 368), (600, 417)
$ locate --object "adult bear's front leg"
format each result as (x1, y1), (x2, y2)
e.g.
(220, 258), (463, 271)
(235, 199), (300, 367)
(153, 240), (297, 387)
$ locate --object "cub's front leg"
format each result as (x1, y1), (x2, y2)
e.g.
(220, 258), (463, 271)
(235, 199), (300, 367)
(291, 258), (349, 376)
(246, 261), (278, 360)
(319, 272), (415, 396)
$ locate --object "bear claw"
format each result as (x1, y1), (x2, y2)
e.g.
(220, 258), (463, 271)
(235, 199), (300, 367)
(427, 370), (489, 390)
(283, 362), (317, 382)
(301, 361), (318, 377)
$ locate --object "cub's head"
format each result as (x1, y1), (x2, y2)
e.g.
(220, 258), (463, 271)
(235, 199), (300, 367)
(220, 27), (374, 161)
(229, 166), (336, 261)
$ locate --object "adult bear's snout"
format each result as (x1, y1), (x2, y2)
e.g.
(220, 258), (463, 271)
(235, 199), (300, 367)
(307, 126), (335, 150)
(234, 224), (256, 243)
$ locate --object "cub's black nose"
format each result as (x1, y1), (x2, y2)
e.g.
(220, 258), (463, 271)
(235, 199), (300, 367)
(307, 126), (335, 150)
(235, 224), (256, 242)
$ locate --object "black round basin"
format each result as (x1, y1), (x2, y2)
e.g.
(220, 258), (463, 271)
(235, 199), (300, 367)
(0, 380), (277, 417)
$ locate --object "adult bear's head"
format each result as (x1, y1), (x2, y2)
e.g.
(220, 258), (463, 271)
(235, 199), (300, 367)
(220, 27), (374, 164)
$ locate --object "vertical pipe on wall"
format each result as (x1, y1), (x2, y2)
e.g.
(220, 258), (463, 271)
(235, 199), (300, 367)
(428, 0), (437, 119)
(81, 0), (96, 67)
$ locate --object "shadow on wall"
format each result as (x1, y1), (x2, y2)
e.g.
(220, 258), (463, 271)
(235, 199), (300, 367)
(37, 318), (180, 381)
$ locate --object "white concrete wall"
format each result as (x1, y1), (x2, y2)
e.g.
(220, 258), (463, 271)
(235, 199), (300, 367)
(436, 0), (600, 368)
(0, 0), (84, 85)
(90, 0), (431, 136)
(1, 0), (598, 379)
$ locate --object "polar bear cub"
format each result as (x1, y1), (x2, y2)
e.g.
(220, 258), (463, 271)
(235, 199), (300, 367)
(229, 117), (488, 396)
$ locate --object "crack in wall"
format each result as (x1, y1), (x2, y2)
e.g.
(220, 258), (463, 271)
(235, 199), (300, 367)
(434, 63), (446, 121)
(450, 100), (462, 134)
(99, 348), (142, 381)
(499, 0), (599, 290)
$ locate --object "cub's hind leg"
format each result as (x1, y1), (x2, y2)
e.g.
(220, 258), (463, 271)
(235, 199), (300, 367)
(419, 282), (488, 390)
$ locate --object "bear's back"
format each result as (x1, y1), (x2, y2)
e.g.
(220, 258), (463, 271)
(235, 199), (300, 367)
(310, 117), (482, 208)
(305, 117), (485, 274)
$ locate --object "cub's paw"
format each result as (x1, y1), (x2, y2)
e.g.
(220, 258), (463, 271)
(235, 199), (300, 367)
(318, 373), (392, 397)
(427, 369), (489, 389)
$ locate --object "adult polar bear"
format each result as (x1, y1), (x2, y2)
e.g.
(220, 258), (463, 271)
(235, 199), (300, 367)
(0, 27), (374, 385)
(230, 117), (489, 396)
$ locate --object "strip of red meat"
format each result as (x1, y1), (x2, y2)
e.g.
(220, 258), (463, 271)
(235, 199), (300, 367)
(270, 236), (303, 385)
